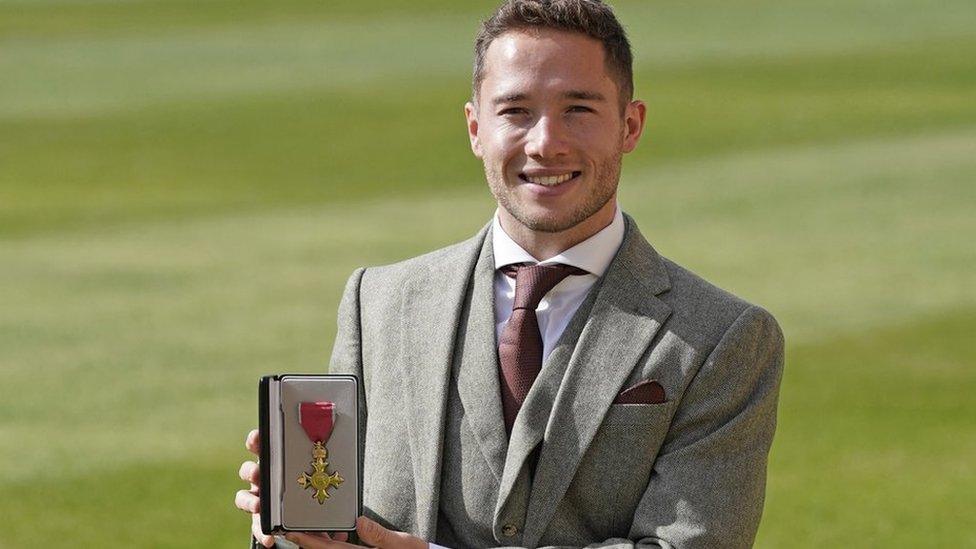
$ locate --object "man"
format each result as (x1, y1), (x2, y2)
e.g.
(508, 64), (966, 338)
(236, 1), (784, 547)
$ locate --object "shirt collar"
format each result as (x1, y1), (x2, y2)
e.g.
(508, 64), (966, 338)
(492, 205), (624, 277)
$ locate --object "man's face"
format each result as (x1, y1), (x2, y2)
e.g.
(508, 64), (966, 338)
(465, 29), (645, 234)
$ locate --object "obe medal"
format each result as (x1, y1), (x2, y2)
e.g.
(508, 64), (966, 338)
(296, 401), (344, 504)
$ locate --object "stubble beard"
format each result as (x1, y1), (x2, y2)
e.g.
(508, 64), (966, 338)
(485, 152), (622, 233)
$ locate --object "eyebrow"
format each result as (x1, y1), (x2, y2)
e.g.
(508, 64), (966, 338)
(563, 90), (607, 102)
(491, 92), (529, 106)
(490, 89), (607, 106)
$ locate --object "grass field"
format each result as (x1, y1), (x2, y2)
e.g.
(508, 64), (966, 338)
(1, 0), (975, 547)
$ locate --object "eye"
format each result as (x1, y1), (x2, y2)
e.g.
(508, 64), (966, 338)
(498, 107), (529, 116)
(568, 105), (594, 114)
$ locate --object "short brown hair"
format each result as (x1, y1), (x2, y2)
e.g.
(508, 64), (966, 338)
(472, 0), (634, 108)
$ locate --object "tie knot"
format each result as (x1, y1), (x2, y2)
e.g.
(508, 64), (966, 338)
(502, 263), (588, 310)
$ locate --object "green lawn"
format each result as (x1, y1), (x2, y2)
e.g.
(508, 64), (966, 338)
(1, 1), (974, 547)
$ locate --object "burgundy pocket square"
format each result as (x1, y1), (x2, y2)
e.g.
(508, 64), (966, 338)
(613, 380), (667, 405)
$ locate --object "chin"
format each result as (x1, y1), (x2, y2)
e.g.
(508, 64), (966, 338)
(514, 211), (580, 233)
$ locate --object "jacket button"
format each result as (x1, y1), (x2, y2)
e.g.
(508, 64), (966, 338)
(501, 524), (518, 537)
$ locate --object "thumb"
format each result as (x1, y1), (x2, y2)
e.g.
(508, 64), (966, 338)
(356, 516), (391, 546)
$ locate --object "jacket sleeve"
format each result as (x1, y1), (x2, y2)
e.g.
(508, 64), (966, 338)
(328, 268), (368, 499)
(503, 305), (785, 549)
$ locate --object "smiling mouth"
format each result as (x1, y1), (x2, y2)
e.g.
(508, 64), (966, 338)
(519, 171), (582, 186)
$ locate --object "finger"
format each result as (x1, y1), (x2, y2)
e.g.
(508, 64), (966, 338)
(283, 532), (345, 549)
(356, 516), (424, 549)
(302, 532), (349, 541)
(356, 516), (392, 547)
(235, 489), (260, 514)
(251, 514), (275, 548)
(308, 532), (349, 542)
(246, 429), (261, 455)
(239, 460), (260, 486)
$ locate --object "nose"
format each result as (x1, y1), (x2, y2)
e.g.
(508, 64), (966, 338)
(524, 115), (570, 159)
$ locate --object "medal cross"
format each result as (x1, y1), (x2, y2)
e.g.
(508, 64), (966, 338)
(297, 441), (344, 504)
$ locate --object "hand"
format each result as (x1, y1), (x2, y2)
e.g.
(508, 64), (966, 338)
(235, 429), (280, 548)
(237, 432), (416, 549)
(237, 429), (351, 548)
(284, 516), (426, 549)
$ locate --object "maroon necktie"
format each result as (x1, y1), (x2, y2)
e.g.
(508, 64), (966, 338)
(498, 263), (587, 434)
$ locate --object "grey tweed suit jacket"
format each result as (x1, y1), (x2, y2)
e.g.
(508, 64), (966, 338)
(329, 214), (784, 548)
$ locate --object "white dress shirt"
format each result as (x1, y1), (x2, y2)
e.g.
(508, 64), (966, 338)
(492, 206), (625, 362)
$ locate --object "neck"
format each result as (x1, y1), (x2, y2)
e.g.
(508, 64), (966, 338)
(498, 200), (617, 260)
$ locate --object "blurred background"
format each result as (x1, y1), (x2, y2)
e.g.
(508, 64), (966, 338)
(1, 0), (974, 546)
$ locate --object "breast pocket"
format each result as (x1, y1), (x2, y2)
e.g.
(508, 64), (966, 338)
(594, 402), (674, 478)
(602, 401), (673, 427)
(568, 401), (674, 537)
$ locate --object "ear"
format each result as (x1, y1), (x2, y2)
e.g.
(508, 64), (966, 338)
(464, 101), (483, 158)
(621, 99), (647, 154)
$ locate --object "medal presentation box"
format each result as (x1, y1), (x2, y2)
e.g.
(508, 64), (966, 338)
(258, 374), (361, 534)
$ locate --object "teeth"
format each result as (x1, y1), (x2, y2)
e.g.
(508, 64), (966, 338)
(525, 172), (575, 186)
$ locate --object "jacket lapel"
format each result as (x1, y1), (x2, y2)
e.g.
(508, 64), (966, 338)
(399, 225), (489, 538)
(522, 216), (673, 547)
(454, 230), (509, 483)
